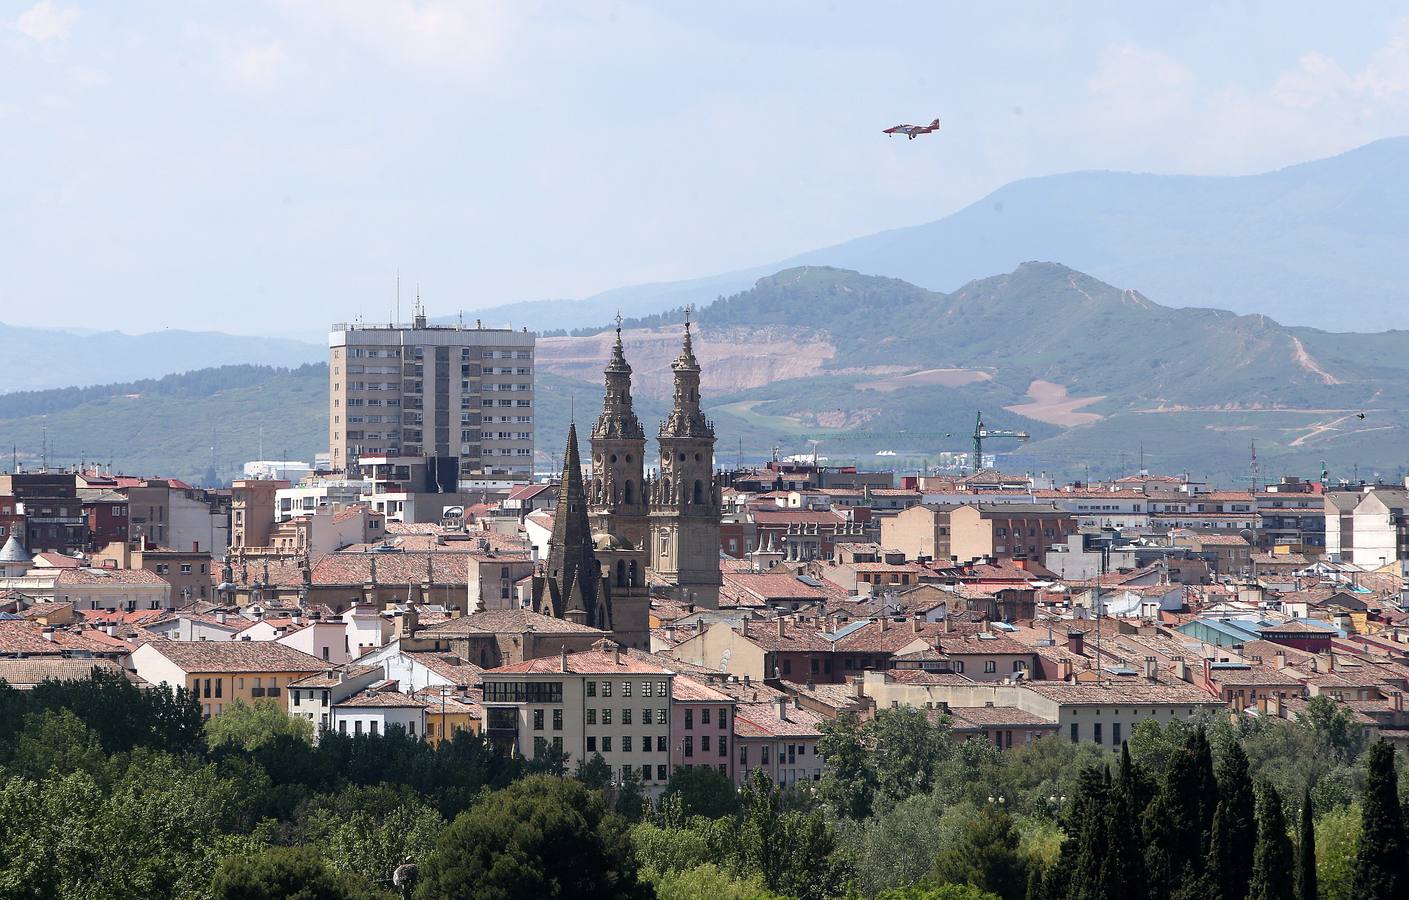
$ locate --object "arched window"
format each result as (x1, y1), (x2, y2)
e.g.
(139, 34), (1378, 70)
(629, 560), (639, 587)
(693, 480), (704, 505)
(624, 480), (634, 504)
(616, 560), (626, 587)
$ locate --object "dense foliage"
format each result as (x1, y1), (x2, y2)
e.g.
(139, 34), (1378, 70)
(2, 672), (1407, 899)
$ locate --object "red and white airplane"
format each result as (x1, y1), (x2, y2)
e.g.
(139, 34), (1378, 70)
(883, 118), (941, 140)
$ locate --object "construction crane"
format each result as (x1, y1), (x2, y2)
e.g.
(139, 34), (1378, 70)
(971, 410), (1028, 474)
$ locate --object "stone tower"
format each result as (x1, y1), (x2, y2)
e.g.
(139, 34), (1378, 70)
(648, 316), (722, 607)
(588, 321), (651, 649)
(589, 320), (648, 548)
(532, 424), (612, 631)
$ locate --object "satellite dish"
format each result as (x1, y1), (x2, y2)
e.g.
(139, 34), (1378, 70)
(718, 648), (732, 672)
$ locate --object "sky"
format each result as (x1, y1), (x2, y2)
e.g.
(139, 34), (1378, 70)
(4, 1), (1409, 338)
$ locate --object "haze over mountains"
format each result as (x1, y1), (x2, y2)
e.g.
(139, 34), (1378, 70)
(0, 322), (322, 393)
(470, 136), (1409, 333)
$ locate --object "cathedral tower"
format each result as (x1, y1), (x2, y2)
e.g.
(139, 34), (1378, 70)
(587, 319), (651, 648)
(648, 314), (722, 607)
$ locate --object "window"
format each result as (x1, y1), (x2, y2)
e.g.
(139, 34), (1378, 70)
(623, 736), (633, 752)
(657, 735), (667, 752)
(602, 709), (612, 725)
(658, 708), (667, 725)
(701, 708), (711, 725)
(214, 679), (222, 698)
(601, 736), (612, 752)
(684, 736), (694, 757)
(657, 764), (668, 781)
(984, 660), (997, 673)
(954, 661), (965, 673)
(586, 709), (597, 725)
(719, 736), (728, 757)
(657, 681), (667, 697)
(642, 681), (653, 698)
(718, 707), (728, 728)
(552, 709), (563, 731)
(739, 745), (748, 765)
(1112, 722), (1122, 746)
(622, 681), (632, 698)
(533, 709), (544, 731)
(643, 708), (653, 725)
(701, 735), (710, 752)
(587, 736), (597, 752)
(602, 681), (613, 697)
(685, 709), (693, 730)
(782, 659), (791, 675)
(1094, 722), (1103, 745)
(1070, 722), (1079, 743)
(586, 681), (596, 697)
(622, 708), (633, 725)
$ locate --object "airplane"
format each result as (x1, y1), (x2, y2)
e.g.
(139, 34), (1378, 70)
(883, 118), (941, 140)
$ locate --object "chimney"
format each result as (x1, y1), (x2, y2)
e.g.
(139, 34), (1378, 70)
(777, 618), (786, 639)
(1144, 656), (1158, 681)
(1057, 658), (1073, 681)
(1310, 656), (1319, 673)
(1066, 630), (1085, 656)
(1174, 656), (1191, 682)
(1202, 658), (1212, 684)
(216, 612), (227, 624)
(338, 667), (348, 683)
(1394, 691), (1404, 713)
(880, 616), (889, 632)
(292, 613), (304, 626)
(560, 647), (568, 673)
(612, 643), (621, 666)
(1233, 692), (1246, 712)
(105, 624), (117, 637)
(911, 616), (920, 634)
(1273, 695), (1283, 718)
(1274, 650), (1286, 669)
(743, 674), (751, 686)
(776, 696), (788, 721)
(944, 616), (955, 634)
(741, 620), (750, 638)
(853, 677), (864, 698)
(41, 627), (55, 642)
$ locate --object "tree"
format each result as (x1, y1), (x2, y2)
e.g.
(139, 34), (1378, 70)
(1065, 766), (1109, 900)
(932, 805), (1028, 900)
(11, 709), (107, 780)
(662, 764), (741, 819)
(879, 882), (1002, 900)
(869, 707), (950, 806)
(204, 699), (313, 752)
(576, 752), (614, 790)
(415, 774), (643, 900)
(1209, 741), (1255, 900)
(1315, 803), (1361, 900)
(1295, 788), (1316, 900)
(1102, 746), (1147, 900)
(1352, 740), (1407, 899)
(211, 846), (367, 900)
(649, 863), (777, 900)
(1143, 726), (1217, 899)
(1297, 695), (1366, 763)
(731, 768), (850, 900)
(1248, 782), (1294, 900)
(816, 712), (876, 819)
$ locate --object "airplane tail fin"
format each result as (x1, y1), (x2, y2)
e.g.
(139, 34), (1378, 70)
(930, 118), (941, 127)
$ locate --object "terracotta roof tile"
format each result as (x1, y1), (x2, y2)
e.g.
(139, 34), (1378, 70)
(138, 640), (330, 674)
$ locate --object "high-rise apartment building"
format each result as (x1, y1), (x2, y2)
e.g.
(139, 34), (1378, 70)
(328, 309), (535, 480)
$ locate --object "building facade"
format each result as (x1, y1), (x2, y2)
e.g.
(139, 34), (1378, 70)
(328, 308), (535, 479)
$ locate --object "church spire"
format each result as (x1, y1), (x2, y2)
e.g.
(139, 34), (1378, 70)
(662, 308), (711, 439)
(593, 313), (644, 442)
(542, 423), (604, 625)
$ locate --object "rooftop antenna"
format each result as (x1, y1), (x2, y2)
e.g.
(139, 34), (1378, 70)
(396, 269), (401, 326)
(41, 422), (47, 471)
(1249, 439), (1259, 492)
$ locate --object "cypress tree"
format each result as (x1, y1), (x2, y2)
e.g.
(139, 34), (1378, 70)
(1295, 787), (1316, 900)
(1248, 782), (1295, 900)
(1353, 739), (1407, 899)
(1144, 725), (1218, 897)
(1104, 745), (1148, 900)
(1205, 800), (1231, 900)
(1067, 765), (1111, 900)
(1213, 741), (1255, 900)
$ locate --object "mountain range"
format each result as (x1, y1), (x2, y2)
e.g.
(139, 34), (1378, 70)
(0, 322), (323, 393)
(468, 136), (1409, 333)
(8, 262), (1409, 486)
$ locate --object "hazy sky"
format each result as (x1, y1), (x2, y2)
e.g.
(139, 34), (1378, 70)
(5, 2), (1409, 338)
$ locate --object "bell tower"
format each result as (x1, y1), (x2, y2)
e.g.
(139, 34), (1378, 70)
(648, 311), (722, 607)
(589, 316), (648, 548)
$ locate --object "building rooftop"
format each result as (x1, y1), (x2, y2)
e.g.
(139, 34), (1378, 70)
(138, 640), (330, 674)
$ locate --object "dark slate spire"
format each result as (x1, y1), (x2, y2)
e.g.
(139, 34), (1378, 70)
(546, 423), (603, 624)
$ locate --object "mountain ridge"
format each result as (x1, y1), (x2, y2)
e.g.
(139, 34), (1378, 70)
(468, 136), (1409, 332)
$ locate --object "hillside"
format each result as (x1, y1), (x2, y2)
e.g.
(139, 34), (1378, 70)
(539, 263), (1409, 483)
(0, 365), (328, 486)
(472, 136), (1409, 332)
(0, 322), (322, 393)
